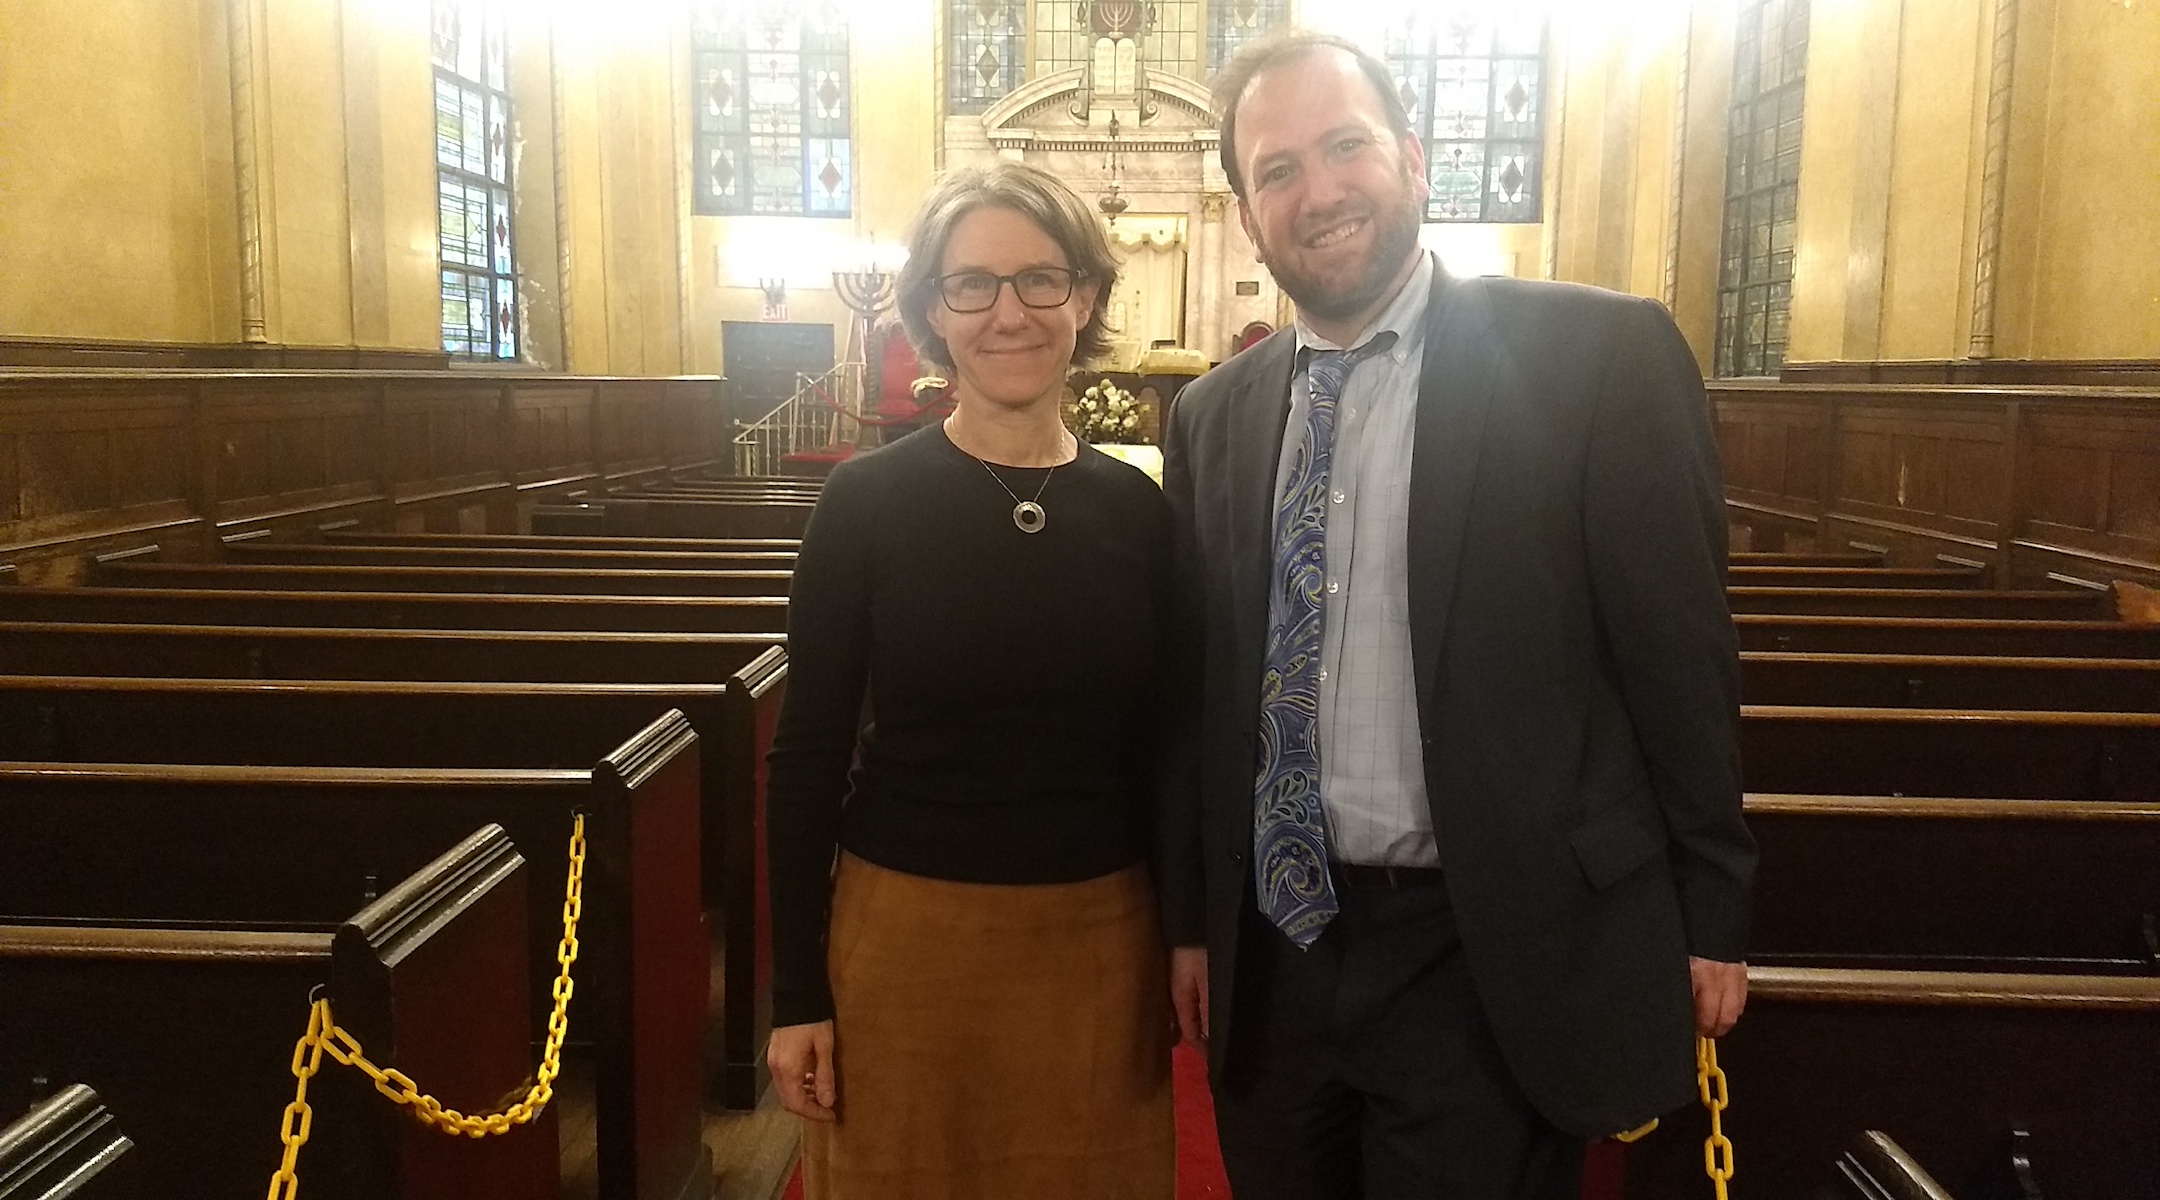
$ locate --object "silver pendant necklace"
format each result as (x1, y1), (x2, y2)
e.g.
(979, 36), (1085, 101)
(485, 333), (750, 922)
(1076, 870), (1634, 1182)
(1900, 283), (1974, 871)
(969, 454), (1056, 534)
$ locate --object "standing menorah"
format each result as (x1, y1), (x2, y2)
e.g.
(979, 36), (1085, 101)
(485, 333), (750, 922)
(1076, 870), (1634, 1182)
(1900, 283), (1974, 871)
(823, 268), (897, 447)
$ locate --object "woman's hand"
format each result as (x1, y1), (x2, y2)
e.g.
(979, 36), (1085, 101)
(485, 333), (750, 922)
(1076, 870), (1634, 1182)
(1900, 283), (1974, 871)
(1169, 946), (1209, 1048)
(766, 1020), (838, 1121)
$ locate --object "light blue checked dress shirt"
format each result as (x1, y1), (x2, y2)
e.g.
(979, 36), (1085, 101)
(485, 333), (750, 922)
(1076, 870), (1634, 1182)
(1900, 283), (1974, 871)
(1270, 251), (1439, 868)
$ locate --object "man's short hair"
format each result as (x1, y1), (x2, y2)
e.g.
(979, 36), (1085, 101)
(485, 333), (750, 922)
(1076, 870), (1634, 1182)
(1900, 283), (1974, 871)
(1210, 29), (1415, 201)
(894, 160), (1122, 370)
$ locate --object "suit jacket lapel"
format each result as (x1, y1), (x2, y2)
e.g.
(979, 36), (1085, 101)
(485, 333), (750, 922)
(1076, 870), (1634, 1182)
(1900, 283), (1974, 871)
(1227, 331), (1298, 663)
(1408, 272), (1500, 707)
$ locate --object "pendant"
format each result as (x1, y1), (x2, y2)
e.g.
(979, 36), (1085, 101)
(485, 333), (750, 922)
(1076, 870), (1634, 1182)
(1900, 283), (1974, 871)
(1013, 501), (1046, 534)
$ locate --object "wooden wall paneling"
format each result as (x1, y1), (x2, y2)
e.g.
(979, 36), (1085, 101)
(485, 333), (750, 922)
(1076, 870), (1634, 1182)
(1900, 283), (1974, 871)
(0, 379), (201, 582)
(1711, 384), (2160, 591)
(207, 380), (384, 531)
(1821, 398), (2008, 570)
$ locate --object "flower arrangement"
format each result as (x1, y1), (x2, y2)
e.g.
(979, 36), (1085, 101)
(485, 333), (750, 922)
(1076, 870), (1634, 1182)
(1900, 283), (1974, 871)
(1070, 379), (1145, 444)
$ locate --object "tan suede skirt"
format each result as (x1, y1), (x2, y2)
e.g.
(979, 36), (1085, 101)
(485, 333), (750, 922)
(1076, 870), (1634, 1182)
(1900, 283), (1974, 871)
(800, 852), (1176, 1200)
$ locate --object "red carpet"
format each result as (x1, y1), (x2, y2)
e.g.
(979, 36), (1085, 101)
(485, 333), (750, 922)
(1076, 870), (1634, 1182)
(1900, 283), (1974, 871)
(779, 1045), (1621, 1199)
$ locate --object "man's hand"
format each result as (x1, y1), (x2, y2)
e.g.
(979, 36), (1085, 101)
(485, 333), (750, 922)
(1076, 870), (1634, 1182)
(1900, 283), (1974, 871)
(1170, 945), (1210, 1048)
(766, 1020), (838, 1121)
(1689, 957), (1747, 1038)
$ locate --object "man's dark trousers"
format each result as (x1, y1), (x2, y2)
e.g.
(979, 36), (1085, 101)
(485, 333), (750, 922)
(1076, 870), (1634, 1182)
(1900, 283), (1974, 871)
(1212, 872), (1585, 1200)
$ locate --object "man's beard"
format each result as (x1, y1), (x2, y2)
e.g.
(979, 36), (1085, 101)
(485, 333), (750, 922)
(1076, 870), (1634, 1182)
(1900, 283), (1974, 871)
(1259, 175), (1425, 326)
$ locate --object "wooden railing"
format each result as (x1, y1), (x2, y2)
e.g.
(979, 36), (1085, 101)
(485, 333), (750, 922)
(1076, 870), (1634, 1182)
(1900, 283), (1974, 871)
(0, 369), (728, 584)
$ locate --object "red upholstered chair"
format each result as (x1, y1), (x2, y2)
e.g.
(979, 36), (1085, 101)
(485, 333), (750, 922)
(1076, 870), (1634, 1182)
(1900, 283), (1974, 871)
(1231, 321), (1273, 357)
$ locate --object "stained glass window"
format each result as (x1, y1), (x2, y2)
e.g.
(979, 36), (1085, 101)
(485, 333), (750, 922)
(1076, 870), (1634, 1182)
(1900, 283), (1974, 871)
(949, 0), (1025, 113)
(1206, 0), (1286, 77)
(1034, 0), (1202, 81)
(1716, 0), (1808, 377)
(434, 0), (517, 359)
(1385, 5), (1545, 224)
(693, 1), (852, 217)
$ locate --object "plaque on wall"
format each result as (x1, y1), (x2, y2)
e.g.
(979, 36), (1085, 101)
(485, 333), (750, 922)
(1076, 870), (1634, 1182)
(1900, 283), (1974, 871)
(1235, 280), (1260, 296)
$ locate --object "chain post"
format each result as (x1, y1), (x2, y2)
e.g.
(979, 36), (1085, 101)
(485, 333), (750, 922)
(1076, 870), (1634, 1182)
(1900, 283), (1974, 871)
(266, 813), (586, 1198)
(1697, 1035), (1734, 1199)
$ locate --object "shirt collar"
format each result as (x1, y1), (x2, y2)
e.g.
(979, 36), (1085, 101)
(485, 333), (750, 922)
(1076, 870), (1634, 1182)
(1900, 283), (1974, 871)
(1292, 250), (1435, 367)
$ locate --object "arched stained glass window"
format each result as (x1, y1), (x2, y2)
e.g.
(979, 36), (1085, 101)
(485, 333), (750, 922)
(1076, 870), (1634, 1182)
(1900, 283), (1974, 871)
(433, 0), (517, 359)
(1715, 0), (1808, 377)
(949, 0), (1025, 113)
(693, 1), (852, 217)
(1207, 0), (1287, 77)
(1385, 5), (1546, 224)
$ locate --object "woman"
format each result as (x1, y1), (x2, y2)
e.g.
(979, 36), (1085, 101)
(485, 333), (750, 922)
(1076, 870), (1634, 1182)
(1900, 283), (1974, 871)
(764, 161), (1178, 1198)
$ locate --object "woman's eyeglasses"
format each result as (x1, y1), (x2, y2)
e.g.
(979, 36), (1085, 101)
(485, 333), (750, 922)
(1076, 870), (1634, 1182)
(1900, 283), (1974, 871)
(934, 268), (1083, 313)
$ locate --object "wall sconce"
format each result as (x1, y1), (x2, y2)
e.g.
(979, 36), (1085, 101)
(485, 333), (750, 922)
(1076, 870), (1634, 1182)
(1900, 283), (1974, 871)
(759, 277), (789, 321)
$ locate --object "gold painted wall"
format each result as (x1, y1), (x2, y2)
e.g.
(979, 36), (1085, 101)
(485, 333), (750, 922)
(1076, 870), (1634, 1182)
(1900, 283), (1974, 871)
(0, 0), (224, 342)
(1995, 0), (2160, 359)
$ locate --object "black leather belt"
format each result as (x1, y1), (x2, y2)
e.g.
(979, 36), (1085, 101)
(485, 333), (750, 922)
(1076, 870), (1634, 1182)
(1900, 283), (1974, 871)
(1330, 862), (1446, 890)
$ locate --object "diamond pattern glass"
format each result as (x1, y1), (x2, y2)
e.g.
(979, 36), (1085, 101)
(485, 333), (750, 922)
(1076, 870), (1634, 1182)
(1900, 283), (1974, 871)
(434, 0), (516, 360)
(948, 0), (1023, 113)
(1715, 0), (1809, 378)
(694, 0), (851, 216)
(1206, 0), (1284, 77)
(1385, 2), (1545, 224)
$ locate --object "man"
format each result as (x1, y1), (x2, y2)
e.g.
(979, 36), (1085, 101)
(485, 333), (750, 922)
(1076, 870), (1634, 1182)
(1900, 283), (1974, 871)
(1157, 30), (1756, 1199)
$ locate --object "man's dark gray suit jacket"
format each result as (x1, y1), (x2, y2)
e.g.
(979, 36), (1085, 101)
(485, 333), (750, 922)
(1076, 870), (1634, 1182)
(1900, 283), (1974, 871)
(1156, 265), (1757, 1137)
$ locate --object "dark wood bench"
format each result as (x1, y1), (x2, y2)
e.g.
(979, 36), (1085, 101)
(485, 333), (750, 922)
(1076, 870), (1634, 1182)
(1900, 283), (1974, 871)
(94, 561), (794, 597)
(534, 499), (813, 540)
(1621, 968), (2160, 1200)
(1, 827), (554, 1200)
(0, 621), (779, 682)
(1726, 567), (1985, 589)
(1739, 706), (2160, 799)
(1739, 652), (2160, 711)
(0, 651), (789, 1109)
(0, 1085), (135, 1198)
(1729, 552), (1886, 568)
(1726, 587), (2111, 619)
(1825, 1131), (1958, 1200)
(0, 586), (789, 633)
(1734, 615), (2160, 658)
(0, 714), (708, 1200)
(1744, 794), (2160, 972)
(229, 540), (798, 572)
(327, 530), (800, 553)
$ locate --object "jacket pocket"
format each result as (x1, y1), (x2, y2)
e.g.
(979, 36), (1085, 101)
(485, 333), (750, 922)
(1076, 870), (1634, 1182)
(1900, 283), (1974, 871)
(1568, 801), (1665, 890)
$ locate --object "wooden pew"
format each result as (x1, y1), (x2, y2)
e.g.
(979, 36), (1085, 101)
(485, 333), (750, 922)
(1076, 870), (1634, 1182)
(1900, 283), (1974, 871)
(1621, 968), (2160, 1200)
(0, 650), (790, 1110)
(1726, 566), (1984, 588)
(0, 586), (788, 633)
(1739, 706), (2160, 799)
(0, 1085), (135, 1198)
(1744, 794), (2160, 972)
(0, 621), (778, 683)
(0, 714), (709, 1200)
(327, 530), (800, 553)
(1, 826), (555, 1200)
(1729, 552), (1886, 568)
(1826, 1132), (1958, 1200)
(534, 499), (813, 540)
(93, 561), (793, 598)
(1726, 587), (2110, 619)
(1735, 615), (2160, 658)
(1739, 652), (2160, 711)
(229, 540), (797, 572)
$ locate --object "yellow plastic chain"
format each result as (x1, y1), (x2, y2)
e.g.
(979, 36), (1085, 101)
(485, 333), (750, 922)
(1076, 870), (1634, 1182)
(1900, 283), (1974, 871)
(267, 813), (586, 1200)
(1607, 1034), (1734, 1200)
(1698, 1035), (1735, 1198)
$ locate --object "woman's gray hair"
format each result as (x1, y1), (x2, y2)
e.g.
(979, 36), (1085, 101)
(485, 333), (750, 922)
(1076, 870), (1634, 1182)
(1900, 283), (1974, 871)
(895, 161), (1121, 370)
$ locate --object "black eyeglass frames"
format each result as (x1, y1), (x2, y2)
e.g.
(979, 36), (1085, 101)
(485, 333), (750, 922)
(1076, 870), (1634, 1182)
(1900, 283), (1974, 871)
(934, 268), (1084, 313)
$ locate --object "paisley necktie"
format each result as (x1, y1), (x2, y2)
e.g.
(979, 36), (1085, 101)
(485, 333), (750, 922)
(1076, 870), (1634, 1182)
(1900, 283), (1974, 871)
(1253, 333), (1396, 946)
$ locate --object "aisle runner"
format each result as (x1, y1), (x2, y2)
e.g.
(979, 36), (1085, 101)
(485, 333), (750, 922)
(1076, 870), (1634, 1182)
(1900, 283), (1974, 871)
(778, 1043), (1231, 1199)
(778, 1043), (1621, 1197)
